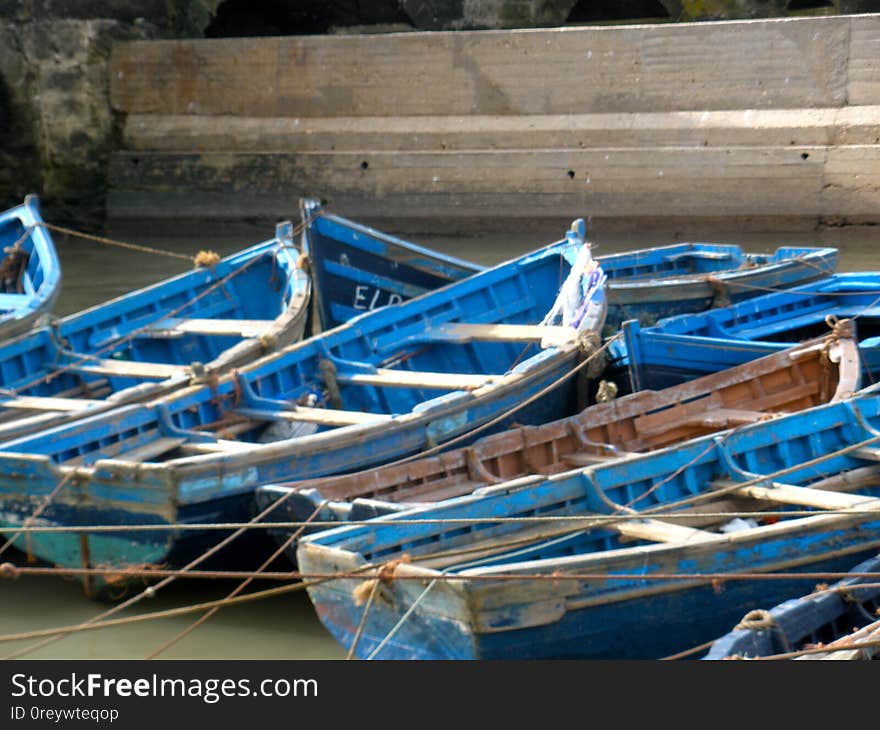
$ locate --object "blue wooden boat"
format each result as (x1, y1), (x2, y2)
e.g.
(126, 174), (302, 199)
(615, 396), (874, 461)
(704, 553), (880, 660)
(297, 392), (880, 660)
(0, 228), (606, 595)
(257, 333), (860, 537)
(0, 219), (309, 442)
(0, 195), (61, 339)
(302, 199), (837, 330)
(619, 273), (880, 392)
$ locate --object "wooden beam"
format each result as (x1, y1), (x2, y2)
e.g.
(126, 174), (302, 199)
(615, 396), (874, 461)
(180, 439), (254, 455)
(0, 395), (103, 412)
(144, 318), (275, 338)
(116, 437), (187, 463)
(713, 479), (872, 510)
(338, 368), (497, 390)
(613, 518), (714, 544)
(432, 322), (576, 346)
(235, 405), (392, 427)
(72, 359), (189, 380)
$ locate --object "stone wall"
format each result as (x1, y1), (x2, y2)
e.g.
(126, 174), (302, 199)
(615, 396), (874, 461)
(0, 1), (223, 223)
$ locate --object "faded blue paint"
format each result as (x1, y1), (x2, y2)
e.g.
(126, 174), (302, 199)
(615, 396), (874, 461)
(0, 232), (606, 591)
(704, 553), (880, 659)
(301, 200), (837, 330)
(0, 195), (61, 339)
(618, 273), (880, 390)
(299, 392), (880, 659)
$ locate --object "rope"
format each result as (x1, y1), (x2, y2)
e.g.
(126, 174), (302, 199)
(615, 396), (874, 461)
(270, 333), (623, 489)
(143, 501), (327, 659)
(5, 504), (880, 537)
(2, 565), (880, 586)
(38, 222), (195, 263)
(8, 244), (269, 396)
(347, 579), (380, 660)
(734, 609), (776, 631)
(3, 450), (326, 659)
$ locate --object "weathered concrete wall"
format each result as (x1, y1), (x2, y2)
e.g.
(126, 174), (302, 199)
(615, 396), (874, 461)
(107, 14), (880, 229)
(0, 0), (223, 223)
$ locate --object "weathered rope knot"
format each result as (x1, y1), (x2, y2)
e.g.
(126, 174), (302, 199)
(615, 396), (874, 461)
(825, 314), (853, 341)
(352, 555), (411, 606)
(193, 250), (221, 268)
(707, 276), (730, 309)
(735, 609), (776, 631)
(0, 562), (19, 580)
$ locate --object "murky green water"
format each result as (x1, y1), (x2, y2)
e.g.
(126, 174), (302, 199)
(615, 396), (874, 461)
(1, 214), (878, 660)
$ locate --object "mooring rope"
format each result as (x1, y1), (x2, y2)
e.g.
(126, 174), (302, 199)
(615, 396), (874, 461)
(143, 501), (327, 660)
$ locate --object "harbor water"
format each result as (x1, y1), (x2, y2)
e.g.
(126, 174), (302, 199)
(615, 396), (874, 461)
(1, 215), (877, 659)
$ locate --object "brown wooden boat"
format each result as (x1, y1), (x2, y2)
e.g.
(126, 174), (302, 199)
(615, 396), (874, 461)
(257, 332), (860, 522)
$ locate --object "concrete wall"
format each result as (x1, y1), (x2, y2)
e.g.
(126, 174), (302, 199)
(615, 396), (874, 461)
(107, 14), (880, 229)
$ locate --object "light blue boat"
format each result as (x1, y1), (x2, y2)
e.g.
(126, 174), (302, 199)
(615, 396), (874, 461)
(302, 199), (837, 330)
(298, 392), (880, 660)
(0, 219), (308, 442)
(0, 195), (61, 339)
(618, 273), (880, 391)
(0, 225), (606, 596)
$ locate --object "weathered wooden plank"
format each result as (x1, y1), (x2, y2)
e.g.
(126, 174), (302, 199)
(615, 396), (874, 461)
(613, 518), (714, 544)
(109, 16), (852, 117)
(433, 323), (575, 345)
(339, 368), (496, 390)
(180, 439), (254, 455)
(119, 107), (880, 152)
(0, 395), (102, 412)
(714, 480), (872, 510)
(73, 358), (189, 380)
(144, 317), (275, 338)
(234, 405), (392, 427)
(116, 436), (187, 463)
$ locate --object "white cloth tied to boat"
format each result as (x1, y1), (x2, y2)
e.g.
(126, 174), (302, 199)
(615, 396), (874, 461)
(541, 223), (606, 331)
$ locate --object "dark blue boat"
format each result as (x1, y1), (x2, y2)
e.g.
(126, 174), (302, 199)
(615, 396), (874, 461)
(0, 220), (309, 442)
(704, 553), (880, 660)
(302, 199), (837, 330)
(0, 196), (61, 339)
(0, 227), (606, 594)
(298, 393), (880, 660)
(619, 273), (880, 391)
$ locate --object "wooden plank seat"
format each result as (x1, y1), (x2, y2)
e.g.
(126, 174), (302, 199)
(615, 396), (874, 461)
(117, 436), (187, 462)
(180, 439), (254, 455)
(0, 395), (105, 412)
(711, 479), (873, 510)
(613, 518), (714, 543)
(428, 322), (577, 347)
(69, 358), (190, 380)
(139, 317), (275, 339)
(234, 405), (392, 427)
(338, 368), (498, 390)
